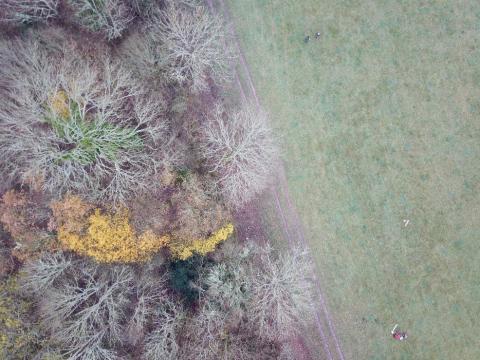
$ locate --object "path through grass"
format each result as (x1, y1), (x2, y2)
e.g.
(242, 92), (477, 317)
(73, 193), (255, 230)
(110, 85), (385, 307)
(226, 1), (480, 359)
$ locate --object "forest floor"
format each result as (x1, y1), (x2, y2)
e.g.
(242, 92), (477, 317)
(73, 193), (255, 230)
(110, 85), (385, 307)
(221, 0), (480, 359)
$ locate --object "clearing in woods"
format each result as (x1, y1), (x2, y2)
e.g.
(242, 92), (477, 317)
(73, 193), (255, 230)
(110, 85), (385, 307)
(225, 1), (480, 359)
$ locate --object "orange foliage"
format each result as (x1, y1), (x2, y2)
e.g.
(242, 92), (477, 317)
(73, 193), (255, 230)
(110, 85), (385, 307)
(0, 190), (49, 247)
(49, 194), (93, 233)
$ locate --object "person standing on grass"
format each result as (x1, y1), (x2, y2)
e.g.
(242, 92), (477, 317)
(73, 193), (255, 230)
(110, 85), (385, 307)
(391, 324), (408, 341)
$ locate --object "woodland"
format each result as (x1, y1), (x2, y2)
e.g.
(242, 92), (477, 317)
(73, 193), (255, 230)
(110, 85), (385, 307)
(0, 1), (317, 359)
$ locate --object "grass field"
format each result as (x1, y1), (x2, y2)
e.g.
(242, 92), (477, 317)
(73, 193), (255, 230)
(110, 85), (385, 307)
(225, 1), (480, 359)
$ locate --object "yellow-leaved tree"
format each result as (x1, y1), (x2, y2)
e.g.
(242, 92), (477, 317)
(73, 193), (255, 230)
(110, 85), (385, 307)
(168, 223), (234, 260)
(51, 195), (170, 263)
(51, 195), (234, 262)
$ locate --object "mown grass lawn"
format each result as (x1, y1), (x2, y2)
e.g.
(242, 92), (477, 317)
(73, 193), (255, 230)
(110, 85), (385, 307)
(226, 1), (480, 359)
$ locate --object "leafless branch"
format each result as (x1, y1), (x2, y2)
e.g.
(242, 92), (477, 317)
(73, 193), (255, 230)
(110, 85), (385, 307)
(143, 301), (185, 360)
(67, 0), (134, 40)
(30, 260), (134, 359)
(200, 103), (278, 207)
(0, 0), (58, 24)
(248, 246), (316, 341)
(22, 252), (73, 293)
(121, 0), (235, 92)
(0, 37), (170, 203)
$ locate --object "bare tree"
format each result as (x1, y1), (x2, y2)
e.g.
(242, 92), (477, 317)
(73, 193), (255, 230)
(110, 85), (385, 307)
(20, 244), (314, 358)
(126, 263), (172, 346)
(67, 0), (134, 40)
(41, 264), (134, 359)
(23, 253), (180, 359)
(122, 0), (235, 92)
(248, 246), (316, 341)
(127, 0), (155, 17)
(22, 252), (73, 293)
(179, 298), (281, 360)
(0, 0), (58, 24)
(278, 342), (297, 360)
(202, 241), (317, 345)
(26, 258), (134, 360)
(0, 36), (170, 203)
(142, 301), (185, 360)
(200, 104), (278, 207)
(178, 241), (295, 360)
(178, 300), (228, 360)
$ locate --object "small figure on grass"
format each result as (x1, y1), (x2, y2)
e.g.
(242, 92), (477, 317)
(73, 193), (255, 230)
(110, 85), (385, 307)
(391, 324), (408, 341)
(315, 31), (321, 39)
(304, 35), (310, 43)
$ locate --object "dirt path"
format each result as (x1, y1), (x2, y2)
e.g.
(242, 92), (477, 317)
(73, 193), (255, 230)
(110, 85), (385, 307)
(204, 0), (346, 359)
